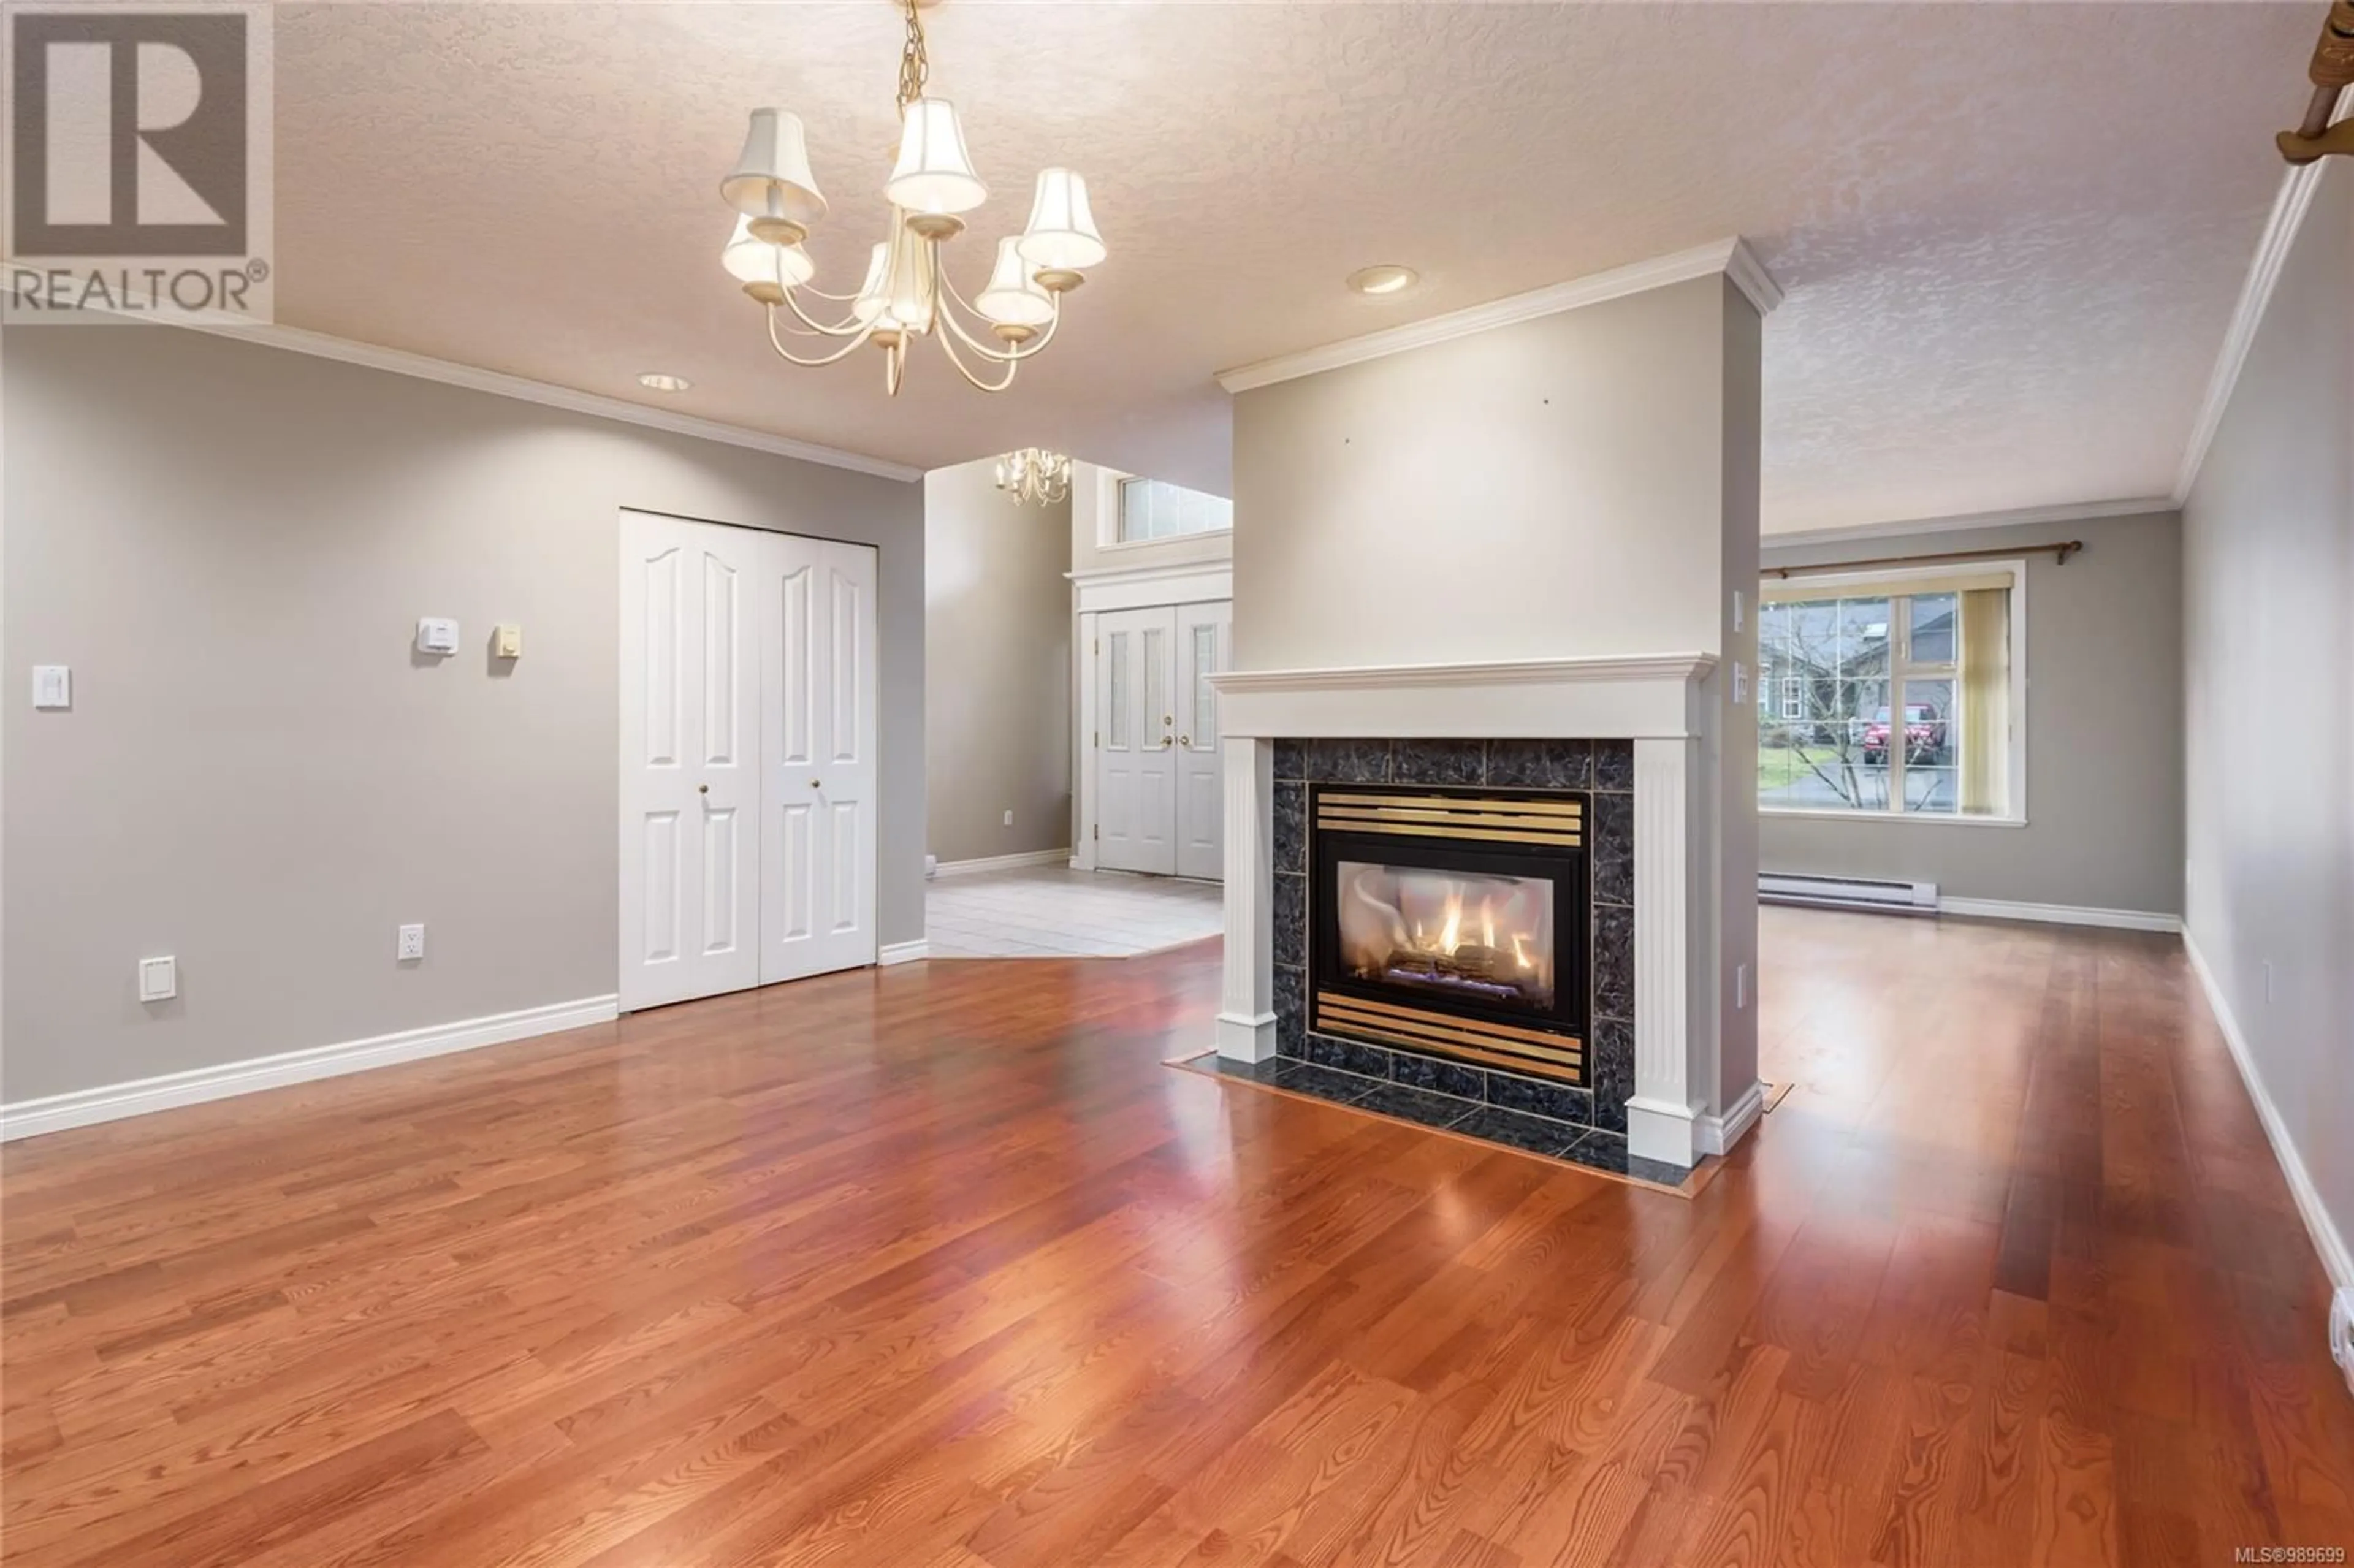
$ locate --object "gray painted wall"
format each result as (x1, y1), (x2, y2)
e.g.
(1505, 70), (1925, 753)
(924, 459), (1072, 864)
(2183, 160), (2352, 1273)
(3, 325), (925, 1104)
(1231, 276), (1736, 672)
(1759, 509), (2185, 915)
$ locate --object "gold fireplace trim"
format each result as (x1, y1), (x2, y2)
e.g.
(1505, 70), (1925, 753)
(1314, 990), (1585, 1085)
(1313, 790), (1583, 848)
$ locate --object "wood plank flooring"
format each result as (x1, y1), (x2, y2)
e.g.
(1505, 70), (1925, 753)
(4, 910), (2349, 1566)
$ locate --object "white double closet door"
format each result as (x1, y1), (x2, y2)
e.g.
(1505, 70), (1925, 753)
(619, 509), (878, 1011)
(1096, 601), (1230, 880)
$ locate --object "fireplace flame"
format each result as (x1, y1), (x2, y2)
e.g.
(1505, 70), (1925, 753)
(1344, 867), (1550, 1001)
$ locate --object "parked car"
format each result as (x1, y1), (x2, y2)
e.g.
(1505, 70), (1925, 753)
(1862, 704), (1942, 765)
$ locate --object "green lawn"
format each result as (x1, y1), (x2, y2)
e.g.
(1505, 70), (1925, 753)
(1758, 742), (1840, 790)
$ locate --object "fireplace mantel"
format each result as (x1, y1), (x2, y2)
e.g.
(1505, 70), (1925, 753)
(1208, 651), (1737, 1170)
(1209, 653), (1717, 742)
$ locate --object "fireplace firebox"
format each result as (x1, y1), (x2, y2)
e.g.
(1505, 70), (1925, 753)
(1309, 783), (1590, 1084)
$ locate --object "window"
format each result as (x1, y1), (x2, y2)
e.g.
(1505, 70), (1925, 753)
(1116, 476), (1232, 543)
(1756, 565), (2021, 821)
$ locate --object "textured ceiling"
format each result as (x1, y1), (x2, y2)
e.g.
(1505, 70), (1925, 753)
(273, 2), (2313, 531)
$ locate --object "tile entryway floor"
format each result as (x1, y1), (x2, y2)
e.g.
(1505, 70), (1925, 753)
(924, 864), (1223, 959)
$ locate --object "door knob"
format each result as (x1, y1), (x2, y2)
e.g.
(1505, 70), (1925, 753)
(810, 780), (821, 788)
(1178, 734), (1191, 747)
(698, 784), (709, 794)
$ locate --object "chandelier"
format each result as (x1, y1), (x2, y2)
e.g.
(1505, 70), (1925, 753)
(994, 449), (1072, 506)
(717, 0), (1106, 395)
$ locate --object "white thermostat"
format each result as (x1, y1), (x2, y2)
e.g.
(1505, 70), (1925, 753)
(415, 617), (460, 656)
(138, 956), (178, 1003)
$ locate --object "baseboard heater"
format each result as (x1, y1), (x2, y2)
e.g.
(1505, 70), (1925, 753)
(1759, 872), (1938, 916)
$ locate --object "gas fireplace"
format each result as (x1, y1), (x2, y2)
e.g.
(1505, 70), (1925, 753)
(1310, 784), (1590, 1084)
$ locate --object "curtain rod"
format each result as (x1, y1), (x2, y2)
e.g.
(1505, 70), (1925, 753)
(1762, 541), (2081, 580)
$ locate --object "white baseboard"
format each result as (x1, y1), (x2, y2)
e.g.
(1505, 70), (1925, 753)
(0, 994), (619, 1144)
(2185, 933), (2354, 1295)
(877, 940), (929, 966)
(1938, 896), (2182, 934)
(929, 848), (1072, 879)
(1699, 1081), (1766, 1157)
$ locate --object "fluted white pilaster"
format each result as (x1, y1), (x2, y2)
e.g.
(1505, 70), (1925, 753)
(1625, 735), (1701, 1166)
(1216, 738), (1276, 1061)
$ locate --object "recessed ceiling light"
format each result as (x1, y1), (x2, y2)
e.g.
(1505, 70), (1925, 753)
(638, 372), (691, 393)
(1346, 265), (1419, 297)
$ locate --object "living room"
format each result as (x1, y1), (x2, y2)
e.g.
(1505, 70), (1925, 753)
(4, 3), (2350, 1563)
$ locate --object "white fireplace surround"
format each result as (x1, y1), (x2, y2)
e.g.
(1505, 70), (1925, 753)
(1207, 652), (1740, 1170)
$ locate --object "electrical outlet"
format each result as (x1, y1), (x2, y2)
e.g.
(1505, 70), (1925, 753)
(1003, 809), (1015, 827)
(138, 956), (177, 1003)
(397, 924), (425, 962)
(2330, 1290), (2354, 1391)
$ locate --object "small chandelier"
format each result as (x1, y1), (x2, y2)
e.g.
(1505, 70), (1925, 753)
(718, 0), (1107, 395)
(994, 449), (1072, 506)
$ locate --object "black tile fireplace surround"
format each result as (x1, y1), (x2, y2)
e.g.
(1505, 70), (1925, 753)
(1267, 737), (1645, 1173)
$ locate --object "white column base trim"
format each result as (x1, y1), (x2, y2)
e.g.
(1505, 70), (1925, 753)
(0, 994), (620, 1143)
(929, 848), (1072, 878)
(1939, 896), (2182, 934)
(2185, 934), (2353, 1293)
(1625, 1094), (1701, 1168)
(1216, 1011), (1278, 1063)
(877, 940), (930, 966)
(1699, 1081), (1766, 1157)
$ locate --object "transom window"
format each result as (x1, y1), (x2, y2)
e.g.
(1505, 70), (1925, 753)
(1116, 476), (1232, 543)
(1757, 563), (2024, 821)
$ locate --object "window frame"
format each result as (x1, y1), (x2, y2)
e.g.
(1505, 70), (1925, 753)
(1105, 474), (1235, 549)
(1756, 556), (2029, 828)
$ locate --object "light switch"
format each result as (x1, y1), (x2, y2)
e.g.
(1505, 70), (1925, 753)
(415, 618), (460, 656)
(139, 956), (177, 1003)
(32, 665), (70, 709)
(1732, 590), (1745, 633)
(492, 624), (523, 660)
(1732, 661), (1749, 706)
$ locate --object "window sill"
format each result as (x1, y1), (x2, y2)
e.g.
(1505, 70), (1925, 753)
(1760, 807), (2028, 828)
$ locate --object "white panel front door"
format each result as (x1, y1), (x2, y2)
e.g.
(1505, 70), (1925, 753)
(619, 510), (763, 1010)
(1095, 606), (1178, 875)
(1173, 601), (1232, 881)
(762, 538), (878, 983)
(621, 514), (878, 1011)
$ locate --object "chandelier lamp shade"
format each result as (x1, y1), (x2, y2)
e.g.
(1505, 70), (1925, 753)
(717, 0), (1106, 395)
(994, 448), (1072, 506)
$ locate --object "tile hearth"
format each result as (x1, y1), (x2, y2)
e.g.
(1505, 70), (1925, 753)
(1179, 1052), (1699, 1192)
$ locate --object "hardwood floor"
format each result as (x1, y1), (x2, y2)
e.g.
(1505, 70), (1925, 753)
(4, 910), (2348, 1566)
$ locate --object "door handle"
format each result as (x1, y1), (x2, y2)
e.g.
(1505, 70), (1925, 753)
(1178, 734), (1190, 747)
(698, 784), (709, 795)
(810, 780), (822, 788)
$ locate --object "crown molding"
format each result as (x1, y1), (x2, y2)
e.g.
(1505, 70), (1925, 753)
(1213, 238), (1782, 395)
(1762, 496), (2177, 552)
(2174, 86), (2348, 506)
(7, 294), (921, 483)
